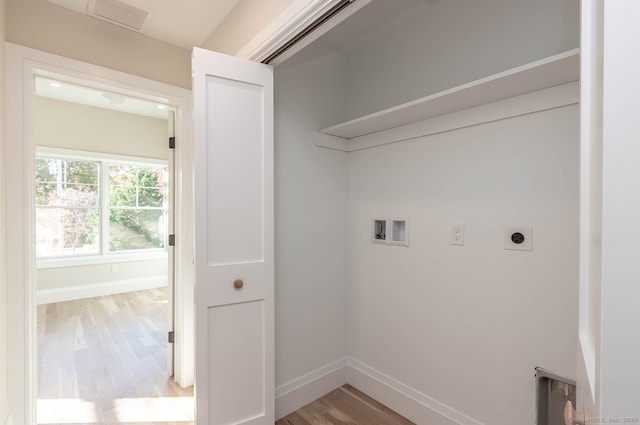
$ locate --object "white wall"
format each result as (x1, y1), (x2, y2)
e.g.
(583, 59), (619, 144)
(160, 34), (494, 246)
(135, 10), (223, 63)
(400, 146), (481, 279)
(36, 259), (167, 304)
(271, 1), (580, 421)
(201, 0), (293, 55)
(0, 0), (7, 421)
(344, 0), (580, 119)
(347, 105), (579, 425)
(340, 5), (580, 423)
(6, 0), (191, 89)
(36, 97), (168, 159)
(598, 0), (640, 419)
(273, 51), (349, 387)
(576, 0), (603, 416)
(35, 97), (168, 297)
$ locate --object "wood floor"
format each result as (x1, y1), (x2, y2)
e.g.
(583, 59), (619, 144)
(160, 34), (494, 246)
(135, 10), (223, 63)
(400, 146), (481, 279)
(38, 289), (411, 425)
(277, 385), (414, 425)
(37, 287), (194, 425)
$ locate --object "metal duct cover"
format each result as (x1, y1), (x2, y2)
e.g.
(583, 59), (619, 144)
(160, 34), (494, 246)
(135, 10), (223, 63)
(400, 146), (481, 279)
(89, 0), (148, 31)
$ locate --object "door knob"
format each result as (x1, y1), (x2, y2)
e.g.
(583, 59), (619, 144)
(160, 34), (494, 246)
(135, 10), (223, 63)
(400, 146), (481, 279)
(233, 279), (244, 289)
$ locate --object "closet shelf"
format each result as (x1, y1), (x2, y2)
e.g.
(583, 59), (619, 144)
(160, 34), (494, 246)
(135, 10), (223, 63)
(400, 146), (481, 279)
(321, 49), (579, 140)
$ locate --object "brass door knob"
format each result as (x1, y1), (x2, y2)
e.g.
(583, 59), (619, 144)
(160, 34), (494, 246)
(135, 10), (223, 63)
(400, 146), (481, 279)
(233, 279), (244, 289)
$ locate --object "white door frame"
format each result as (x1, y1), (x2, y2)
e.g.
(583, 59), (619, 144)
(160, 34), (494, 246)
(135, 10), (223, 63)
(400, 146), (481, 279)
(4, 42), (195, 425)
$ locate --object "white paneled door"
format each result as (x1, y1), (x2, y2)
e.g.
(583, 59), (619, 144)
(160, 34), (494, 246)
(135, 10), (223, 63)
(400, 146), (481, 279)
(192, 47), (274, 425)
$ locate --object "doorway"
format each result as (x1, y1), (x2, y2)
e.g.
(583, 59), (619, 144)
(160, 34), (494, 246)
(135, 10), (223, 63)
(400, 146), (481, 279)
(32, 77), (190, 423)
(5, 43), (195, 425)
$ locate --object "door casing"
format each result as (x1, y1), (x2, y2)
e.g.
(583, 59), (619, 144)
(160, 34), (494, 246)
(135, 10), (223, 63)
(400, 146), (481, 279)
(4, 42), (195, 425)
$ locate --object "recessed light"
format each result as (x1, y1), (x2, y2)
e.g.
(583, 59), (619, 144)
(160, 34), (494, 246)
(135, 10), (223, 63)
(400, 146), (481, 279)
(157, 105), (168, 110)
(49, 82), (62, 88)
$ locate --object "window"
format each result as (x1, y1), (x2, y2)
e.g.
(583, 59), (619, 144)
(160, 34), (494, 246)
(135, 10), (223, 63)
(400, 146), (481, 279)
(36, 150), (168, 260)
(109, 164), (166, 252)
(36, 157), (101, 257)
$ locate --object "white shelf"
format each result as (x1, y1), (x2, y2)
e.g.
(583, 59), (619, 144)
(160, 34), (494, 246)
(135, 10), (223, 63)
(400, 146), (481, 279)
(321, 49), (579, 140)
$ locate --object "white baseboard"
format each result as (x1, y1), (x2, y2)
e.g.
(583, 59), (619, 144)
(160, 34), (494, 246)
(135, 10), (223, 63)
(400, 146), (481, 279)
(275, 357), (485, 425)
(275, 357), (348, 420)
(347, 358), (486, 425)
(36, 276), (168, 304)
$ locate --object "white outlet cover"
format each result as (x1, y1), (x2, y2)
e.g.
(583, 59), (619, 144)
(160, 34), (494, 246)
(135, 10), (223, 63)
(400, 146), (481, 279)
(451, 223), (464, 246)
(504, 226), (532, 251)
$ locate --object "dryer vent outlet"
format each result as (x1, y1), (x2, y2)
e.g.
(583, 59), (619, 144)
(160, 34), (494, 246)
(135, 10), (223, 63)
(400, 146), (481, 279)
(504, 226), (532, 251)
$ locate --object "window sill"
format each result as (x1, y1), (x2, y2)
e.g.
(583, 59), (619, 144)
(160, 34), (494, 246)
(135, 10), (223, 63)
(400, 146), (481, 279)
(37, 251), (168, 269)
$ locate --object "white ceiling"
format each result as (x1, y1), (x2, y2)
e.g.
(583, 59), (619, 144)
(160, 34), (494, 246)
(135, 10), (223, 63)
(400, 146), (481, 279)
(43, 0), (428, 56)
(45, 0), (241, 49)
(36, 77), (170, 120)
(36, 0), (427, 117)
(277, 0), (426, 69)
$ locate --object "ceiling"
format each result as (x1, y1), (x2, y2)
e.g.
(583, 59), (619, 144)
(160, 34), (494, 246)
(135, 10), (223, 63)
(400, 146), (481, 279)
(36, 76), (170, 120)
(43, 0), (428, 57)
(44, 0), (241, 49)
(36, 0), (427, 117)
(279, 0), (426, 68)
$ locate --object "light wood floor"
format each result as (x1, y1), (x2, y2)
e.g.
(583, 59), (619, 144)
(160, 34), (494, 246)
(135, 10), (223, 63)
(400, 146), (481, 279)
(277, 385), (414, 425)
(38, 289), (411, 425)
(37, 287), (194, 425)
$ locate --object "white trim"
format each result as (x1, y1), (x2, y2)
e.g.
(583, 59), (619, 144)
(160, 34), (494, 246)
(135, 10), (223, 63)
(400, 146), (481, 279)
(36, 146), (169, 166)
(322, 49), (579, 139)
(36, 275), (167, 305)
(275, 358), (348, 419)
(37, 251), (167, 269)
(314, 82), (579, 152)
(312, 132), (349, 151)
(236, 0), (372, 66)
(273, 357), (488, 425)
(347, 358), (485, 425)
(5, 42), (195, 425)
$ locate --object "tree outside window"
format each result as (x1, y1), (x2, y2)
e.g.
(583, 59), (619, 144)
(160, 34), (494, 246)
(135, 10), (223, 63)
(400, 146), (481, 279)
(109, 164), (166, 252)
(35, 157), (100, 257)
(36, 153), (168, 259)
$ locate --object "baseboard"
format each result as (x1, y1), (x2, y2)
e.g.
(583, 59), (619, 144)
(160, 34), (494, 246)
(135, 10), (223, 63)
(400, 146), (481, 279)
(275, 357), (348, 420)
(274, 356), (485, 425)
(347, 358), (486, 425)
(36, 276), (168, 304)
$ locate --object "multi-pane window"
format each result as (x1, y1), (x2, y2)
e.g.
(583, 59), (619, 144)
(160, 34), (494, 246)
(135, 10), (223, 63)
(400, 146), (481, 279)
(36, 151), (168, 259)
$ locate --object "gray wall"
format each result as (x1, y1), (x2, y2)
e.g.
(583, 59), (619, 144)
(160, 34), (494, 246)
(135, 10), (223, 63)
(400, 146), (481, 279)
(344, 0), (580, 119)
(274, 51), (350, 387)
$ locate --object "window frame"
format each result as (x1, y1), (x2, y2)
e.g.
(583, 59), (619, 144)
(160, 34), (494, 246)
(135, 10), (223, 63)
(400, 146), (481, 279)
(36, 147), (169, 269)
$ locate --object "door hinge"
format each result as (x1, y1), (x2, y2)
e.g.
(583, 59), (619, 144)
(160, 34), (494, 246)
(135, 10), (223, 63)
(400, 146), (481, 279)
(168, 331), (175, 344)
(168, 234), (175, 246)
(169, 136), (176, 149)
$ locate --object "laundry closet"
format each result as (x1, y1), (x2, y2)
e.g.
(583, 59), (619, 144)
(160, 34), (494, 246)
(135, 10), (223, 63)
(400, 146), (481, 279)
(271, 1), (580, 424)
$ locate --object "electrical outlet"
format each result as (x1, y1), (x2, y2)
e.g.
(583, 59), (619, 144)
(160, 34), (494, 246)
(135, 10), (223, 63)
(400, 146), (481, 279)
(111, 264), (119, 273)
(451, 223), (464, 245)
